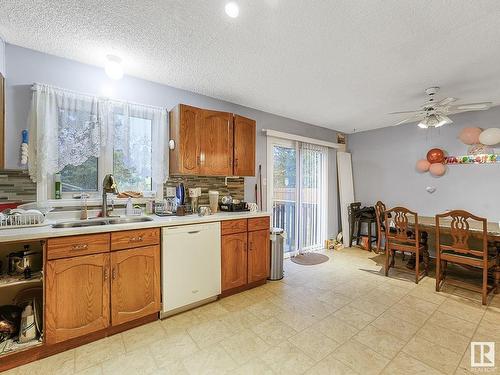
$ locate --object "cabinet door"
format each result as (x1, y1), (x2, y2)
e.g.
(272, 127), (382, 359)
(221, 232), (248, 291)
(200, 110), (233, 176)
(110, 246), (160, 326)
(248, 229), (270, 283)
(178, 105), (201, 174)
(45, 253), (110, 344)
(233, 115), (256, 176)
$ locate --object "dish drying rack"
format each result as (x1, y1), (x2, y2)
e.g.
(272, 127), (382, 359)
(0, 212), (46, 229)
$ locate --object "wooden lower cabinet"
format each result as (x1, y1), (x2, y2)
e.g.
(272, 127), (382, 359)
(221, 232), (248, 291)
(221, 218), (270, 294)
(45, 230), (161, 345)
(248, 229), (270, 283)
(45, 253), (110, 345)
(111, 246), (161, 326)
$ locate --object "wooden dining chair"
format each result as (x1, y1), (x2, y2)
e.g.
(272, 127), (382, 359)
(374, 201), (386, 253)
(384, 207), (428, 283)
(435, 210), (499, 305)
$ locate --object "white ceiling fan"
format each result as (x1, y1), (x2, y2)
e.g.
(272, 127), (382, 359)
(390, 87), (493, 128)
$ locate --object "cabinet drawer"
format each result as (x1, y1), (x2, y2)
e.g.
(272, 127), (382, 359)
(248, 217), (270, 232)
(47, 234), (110, 260)
(111, 228), (160, 251)
(221, 219), (247, 235)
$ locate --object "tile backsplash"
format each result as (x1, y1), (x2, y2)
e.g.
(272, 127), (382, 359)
(0, 170), (36, 202)
(165, 175), (245, 205)
(0, 170), (245, 206)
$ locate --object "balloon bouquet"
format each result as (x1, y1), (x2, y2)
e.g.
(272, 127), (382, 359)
(416, 148), (446, 177)
(458, 126), (500, 152)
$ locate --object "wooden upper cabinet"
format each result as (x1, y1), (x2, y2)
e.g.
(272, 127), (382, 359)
(45, 253), (110, 344)
(248, 229), (270, 283)
(199, 110), (233, 176)
(169, 104), (255, 177)
(233, 115), (256, 176)
(110, 246), (161, 326)
(169, 104), (201, 175)
(221, 232), (248, 291)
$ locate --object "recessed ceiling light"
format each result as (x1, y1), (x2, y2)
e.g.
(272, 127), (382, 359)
(225, 2), (239, 18)
(104, 55), (124, 80)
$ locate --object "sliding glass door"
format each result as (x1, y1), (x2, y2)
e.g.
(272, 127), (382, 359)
(299, 143), (328, 251)
(269, 138), (328, 256)
(271, 140), (298, 254)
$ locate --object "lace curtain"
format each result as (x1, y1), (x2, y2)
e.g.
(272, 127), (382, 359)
(28, 84), (103, 200)
(28, 83), (167, 198)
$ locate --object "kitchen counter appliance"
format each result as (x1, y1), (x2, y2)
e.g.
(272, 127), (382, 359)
(161, 222), (221, 317)
(219, 202), (249, 212)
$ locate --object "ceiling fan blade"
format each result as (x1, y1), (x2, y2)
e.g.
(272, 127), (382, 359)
(448, 102), (492, 112)
(388, 110), (426, 116)
(435, 97), (457, 107)
(393, 114), (425, 126)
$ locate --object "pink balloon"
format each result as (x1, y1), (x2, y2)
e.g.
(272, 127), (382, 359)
(459, 127), (482, 145)
(429, 163), (446, 177)
(415, 159), (430, 173)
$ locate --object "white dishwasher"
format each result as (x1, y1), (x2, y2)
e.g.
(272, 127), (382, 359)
(161, 222), (221, 318)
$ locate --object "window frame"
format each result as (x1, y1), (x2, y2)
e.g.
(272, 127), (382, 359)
(44, 104), (161, 202)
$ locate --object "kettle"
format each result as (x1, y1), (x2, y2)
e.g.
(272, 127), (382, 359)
(7, 252), (24, 275)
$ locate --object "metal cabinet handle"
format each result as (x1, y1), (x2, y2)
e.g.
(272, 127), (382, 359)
(249, 241), (253, 251)
(188, 230), (200, 234)
(72, 243), (88, 251)
(129, 236), (143, 243)
(234, 159), (238, 168)
(104, 268), (109, 281)
(112, 267), (117, 280)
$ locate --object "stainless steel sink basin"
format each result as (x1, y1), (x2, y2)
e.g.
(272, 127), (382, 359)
(52, 216), (153, 228)
(107, 217), (154, 224)
(52, 219), (109, 228)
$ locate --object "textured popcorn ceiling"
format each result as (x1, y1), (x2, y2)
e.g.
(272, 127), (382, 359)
(1, 0), (500, 132)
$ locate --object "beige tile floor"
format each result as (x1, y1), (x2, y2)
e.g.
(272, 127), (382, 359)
(5, 247), (500, 375)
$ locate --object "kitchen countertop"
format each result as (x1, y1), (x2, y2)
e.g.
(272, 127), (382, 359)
(0, 211), (272, 243)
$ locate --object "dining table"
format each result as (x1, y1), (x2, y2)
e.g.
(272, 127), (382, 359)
(416, 215), (500, 243)
(406, 215), (500, 287)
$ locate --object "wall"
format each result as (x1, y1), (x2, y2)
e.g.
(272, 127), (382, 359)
(0, 37), (5, 76)
(4, 44), (341, 235)
(349, 108), (500, 221)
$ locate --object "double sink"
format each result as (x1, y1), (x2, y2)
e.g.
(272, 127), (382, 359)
(52, 216), (154, 228)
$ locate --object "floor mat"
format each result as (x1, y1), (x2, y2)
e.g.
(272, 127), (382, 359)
(291, 252), (329, 265)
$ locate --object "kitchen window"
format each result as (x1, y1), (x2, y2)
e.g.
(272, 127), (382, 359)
(28, 84), (167, 201)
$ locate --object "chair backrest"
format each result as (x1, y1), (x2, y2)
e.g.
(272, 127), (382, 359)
(384, 206), (419, 247)
(375, 201), (386, 229)
(349, 202), (361, 217)
(435, 210), (488, 259)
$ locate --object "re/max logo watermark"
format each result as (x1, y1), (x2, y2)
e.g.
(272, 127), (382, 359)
(471, 342), (495, 370)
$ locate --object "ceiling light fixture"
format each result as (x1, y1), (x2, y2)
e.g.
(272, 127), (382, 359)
(417, 113), (452, 129)
(104, 55), (124, 80)
(225, 2), (239, 18)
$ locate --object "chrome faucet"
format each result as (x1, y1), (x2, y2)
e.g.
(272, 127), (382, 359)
(102, 174), (119, 217)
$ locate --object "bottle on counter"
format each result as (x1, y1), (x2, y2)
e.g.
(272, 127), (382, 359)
(126, 197), (133, 216)
(80, 193), (88, 220)
(145, 199), (154, 215)
(54, 173), (62, 199)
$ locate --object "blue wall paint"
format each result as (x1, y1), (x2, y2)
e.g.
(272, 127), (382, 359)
(349, 109), (500, 221)
(4, 44), (340, 235)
